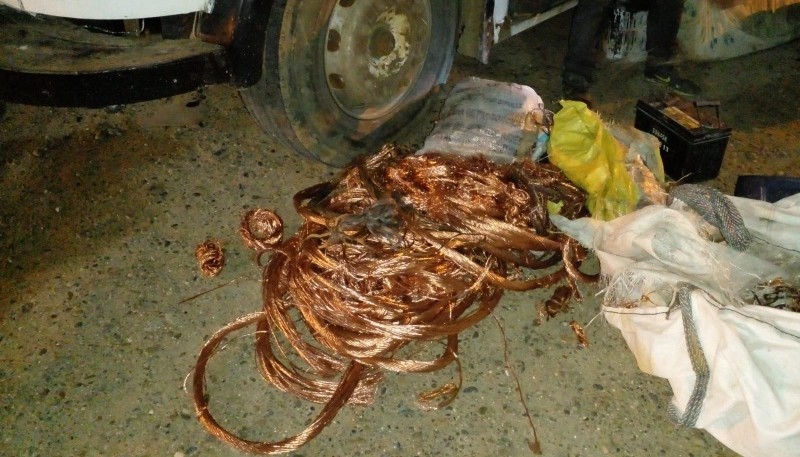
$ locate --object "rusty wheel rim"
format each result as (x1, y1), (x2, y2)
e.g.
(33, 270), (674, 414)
(323, 0), (432, 120)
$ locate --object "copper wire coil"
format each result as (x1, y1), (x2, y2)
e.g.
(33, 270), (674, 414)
(240, 208), (284, 252)
(195, 239), (224, 277)
(192, 145), (598, 454)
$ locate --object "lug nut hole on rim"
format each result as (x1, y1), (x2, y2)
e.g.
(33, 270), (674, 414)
(328, 73), (346, 90)
(327, 29), (341, 52)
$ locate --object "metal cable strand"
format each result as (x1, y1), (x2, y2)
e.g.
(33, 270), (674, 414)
(669, 183), (752, 251)
(667, 282), (710, 427)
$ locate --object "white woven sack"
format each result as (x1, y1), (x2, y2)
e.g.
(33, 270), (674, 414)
(679, 0), (800, 61)
(552, 194), (800, 457)
(605, 0), (800, 62)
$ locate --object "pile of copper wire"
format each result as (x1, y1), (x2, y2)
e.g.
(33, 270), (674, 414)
(192, 145), (597, 454)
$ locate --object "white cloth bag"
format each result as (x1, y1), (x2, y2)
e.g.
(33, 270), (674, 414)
(553, 194), (800, 457)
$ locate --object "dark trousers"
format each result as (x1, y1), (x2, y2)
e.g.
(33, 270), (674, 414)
(563, 0), (685, 83)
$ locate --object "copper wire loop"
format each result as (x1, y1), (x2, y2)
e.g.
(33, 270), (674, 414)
(195, 239), (224, 277)
(240, 208), (284, 252)
(192, 145), (596, 454)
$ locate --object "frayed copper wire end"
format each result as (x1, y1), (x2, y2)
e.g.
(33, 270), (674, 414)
(240, 208), (283, 252)
(195, 239), (224, 277)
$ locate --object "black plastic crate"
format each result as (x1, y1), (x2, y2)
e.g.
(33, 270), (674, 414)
(634, 97), (732, 183)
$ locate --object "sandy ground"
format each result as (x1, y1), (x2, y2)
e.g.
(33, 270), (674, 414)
(1, 10), (797, 457)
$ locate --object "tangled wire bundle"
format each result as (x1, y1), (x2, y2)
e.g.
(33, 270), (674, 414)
(192, 145), (598, 454)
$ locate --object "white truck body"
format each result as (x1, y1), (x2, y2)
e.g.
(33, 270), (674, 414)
(0, 0), (214, 19)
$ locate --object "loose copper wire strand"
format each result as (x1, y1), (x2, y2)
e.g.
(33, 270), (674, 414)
(570, 320), (590, 348)
(193, 312), (366, 454)
(192, 145), (594, 454)
(494, 314), (542, 455)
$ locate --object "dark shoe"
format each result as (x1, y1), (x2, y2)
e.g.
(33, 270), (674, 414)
(645, 66), (701, 97)
(562, 72), (594, 109)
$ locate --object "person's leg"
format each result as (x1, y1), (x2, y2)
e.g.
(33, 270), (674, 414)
(643, 0), (701, 95)
(562, 0), (615, 105)
(563, 0), (615, 83)
(643, 0), (683, 70)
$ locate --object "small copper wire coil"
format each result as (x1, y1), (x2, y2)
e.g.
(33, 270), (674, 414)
(195, 239), (225, 277)
(240, 208), (283, 252)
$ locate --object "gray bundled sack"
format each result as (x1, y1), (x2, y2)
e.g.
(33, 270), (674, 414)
(418, 77), (550, 163)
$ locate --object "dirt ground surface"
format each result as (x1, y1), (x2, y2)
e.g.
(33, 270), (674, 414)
(1, 10), (797, 457)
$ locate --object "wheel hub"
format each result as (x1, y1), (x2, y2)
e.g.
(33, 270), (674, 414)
(324, 0), (432, 120)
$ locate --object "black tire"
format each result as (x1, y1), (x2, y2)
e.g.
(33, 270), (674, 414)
(240, 0), (459, 167)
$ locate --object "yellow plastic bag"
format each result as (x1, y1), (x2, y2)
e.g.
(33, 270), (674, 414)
(547, 100), (640, 220)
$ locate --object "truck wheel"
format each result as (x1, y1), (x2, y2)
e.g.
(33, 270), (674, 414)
(240, 0), (459, 167)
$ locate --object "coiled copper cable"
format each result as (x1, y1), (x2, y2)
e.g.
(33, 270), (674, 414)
(192, 144), (598, 454)
(240, 208), (284, 253)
